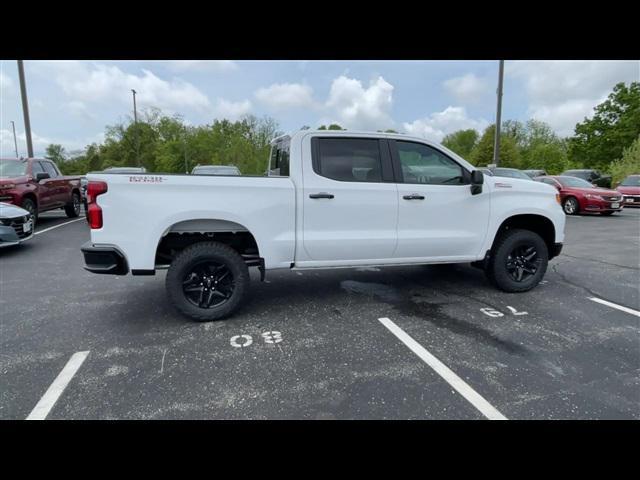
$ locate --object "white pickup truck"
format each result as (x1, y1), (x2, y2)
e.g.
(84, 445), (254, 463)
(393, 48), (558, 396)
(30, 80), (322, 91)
(82, 130), (565, 321)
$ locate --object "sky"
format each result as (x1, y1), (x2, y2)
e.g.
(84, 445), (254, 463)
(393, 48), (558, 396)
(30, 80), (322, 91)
(0, 60), (638, 157)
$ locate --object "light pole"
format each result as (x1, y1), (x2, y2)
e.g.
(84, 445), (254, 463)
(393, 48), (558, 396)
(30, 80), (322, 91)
(17, 60), (34, 158)
(131, 89), (140, 167)
(493, 60), (505, 166)
(10, 121), (19, 158)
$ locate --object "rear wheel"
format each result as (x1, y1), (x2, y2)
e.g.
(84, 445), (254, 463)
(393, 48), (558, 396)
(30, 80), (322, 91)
(166, 241), (250, 322)
(64, 192), (81, 218)
(486, 229), (548, 293)
(21, 198), (38, 226)
(563, 197), (579, 215)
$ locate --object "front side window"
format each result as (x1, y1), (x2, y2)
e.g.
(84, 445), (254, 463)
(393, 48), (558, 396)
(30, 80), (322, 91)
(41, 161), (59, 178)
(395, 141), (464, 185)
(314, 138), (383, 182)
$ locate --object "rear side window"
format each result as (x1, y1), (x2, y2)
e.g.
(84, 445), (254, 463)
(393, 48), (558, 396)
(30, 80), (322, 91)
(313, 138), (383, 182)
(269, 138), (290, 176)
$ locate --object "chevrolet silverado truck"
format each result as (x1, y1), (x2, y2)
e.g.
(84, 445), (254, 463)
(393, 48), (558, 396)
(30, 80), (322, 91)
(81, 130), (565, 322)
(0, 157), (83, 225)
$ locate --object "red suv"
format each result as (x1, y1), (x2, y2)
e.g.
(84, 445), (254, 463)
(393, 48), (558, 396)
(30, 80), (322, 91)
(535, 175), (624, 215)
(0, 158), (83, 225)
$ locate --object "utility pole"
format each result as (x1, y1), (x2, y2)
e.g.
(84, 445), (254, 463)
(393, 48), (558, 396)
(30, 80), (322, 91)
(10, 121), (19, 158)
(493, 60), (505, 166)
(131, 89), (140, 167)
(17, 61), (34, 158)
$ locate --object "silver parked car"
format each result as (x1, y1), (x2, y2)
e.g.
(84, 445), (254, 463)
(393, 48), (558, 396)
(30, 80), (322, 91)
(0, 202), (34, 248)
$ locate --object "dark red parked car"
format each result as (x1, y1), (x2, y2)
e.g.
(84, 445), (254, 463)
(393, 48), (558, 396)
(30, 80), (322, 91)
(616, 174), (640, 207)
(0, 157), (83, 225)
(535, 175), (624, 216)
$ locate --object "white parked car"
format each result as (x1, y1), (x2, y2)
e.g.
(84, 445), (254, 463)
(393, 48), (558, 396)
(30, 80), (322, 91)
(0, 202), (34, 248)
(82, 130), (565, 321)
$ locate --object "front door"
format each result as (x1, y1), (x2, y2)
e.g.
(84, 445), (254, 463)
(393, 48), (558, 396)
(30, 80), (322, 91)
(302, 136), (398, 263)
(391, 139), (491, 261)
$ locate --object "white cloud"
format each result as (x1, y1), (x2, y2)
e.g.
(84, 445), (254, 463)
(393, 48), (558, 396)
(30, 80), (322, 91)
(403, 106), (489, 142)
(0, 71), (13, 94)
(213, 98), (252, 121)
(165, 60), (239, 73)
(443, 73), (490, 104)
(31, 61), (211, 113)
(325, 75), (395, 130)
(0, 128), (96, 157)
(254, 83), (315, 110)
(507, 60), (640, 136)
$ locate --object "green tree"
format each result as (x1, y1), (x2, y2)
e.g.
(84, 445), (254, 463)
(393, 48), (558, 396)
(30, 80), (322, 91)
(441, 129), (479, 159)
(470, 124), (521, 168)
(45, 144), (67, 165)
(569, 82), (640, 171)
(609, 135), (640, 186)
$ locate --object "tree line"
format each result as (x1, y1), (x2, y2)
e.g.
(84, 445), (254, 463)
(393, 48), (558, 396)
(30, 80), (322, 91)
(48, 81), (639, 183)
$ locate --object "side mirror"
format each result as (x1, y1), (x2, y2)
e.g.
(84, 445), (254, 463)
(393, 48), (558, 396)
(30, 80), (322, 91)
(470, 170), (484, 195)
(35, 172), (50, 182)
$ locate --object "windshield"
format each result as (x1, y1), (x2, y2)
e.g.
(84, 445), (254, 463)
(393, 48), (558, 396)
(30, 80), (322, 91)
(0, 160), (28, 177)
(562, 170), (590, 180)
(492, 168), (531, 180)
(557, 176), (594, 188)
(620, 175), (640, 186)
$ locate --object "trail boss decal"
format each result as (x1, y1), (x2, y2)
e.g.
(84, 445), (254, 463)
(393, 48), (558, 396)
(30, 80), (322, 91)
(129, 176), (164, 183)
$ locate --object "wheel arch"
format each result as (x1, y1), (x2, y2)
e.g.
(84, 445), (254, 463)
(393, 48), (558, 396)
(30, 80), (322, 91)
(491, 214), (556, 258)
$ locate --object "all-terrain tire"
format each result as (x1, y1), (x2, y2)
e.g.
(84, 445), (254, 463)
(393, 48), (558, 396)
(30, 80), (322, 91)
(166, 241), (250, 322)
(486, 228), (548, 293)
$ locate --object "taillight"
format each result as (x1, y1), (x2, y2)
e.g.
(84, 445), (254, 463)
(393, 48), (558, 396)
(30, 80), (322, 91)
(87, 181), (108, 229)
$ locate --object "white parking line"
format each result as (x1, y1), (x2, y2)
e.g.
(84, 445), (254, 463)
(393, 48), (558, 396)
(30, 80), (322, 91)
(588, 297), (640, 318)
(35, 217), (85, 236)
(26, 351), (90, 420)
(378, 317), (507, 420)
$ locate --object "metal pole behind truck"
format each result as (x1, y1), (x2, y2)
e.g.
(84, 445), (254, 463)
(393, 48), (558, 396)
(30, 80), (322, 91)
(10, 121), (19, 158)
(493, 60), (504, 166)
(17, 60), (34, 158)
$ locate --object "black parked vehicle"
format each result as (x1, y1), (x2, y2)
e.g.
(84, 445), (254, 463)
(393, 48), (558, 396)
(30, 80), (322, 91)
(561, 169), (611, 188)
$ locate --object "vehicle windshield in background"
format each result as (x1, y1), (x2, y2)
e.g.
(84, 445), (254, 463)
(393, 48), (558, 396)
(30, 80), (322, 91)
(192, 165), (241, 175)
(491, 168), (532, 180)
(0, 159), (28, 177)
(562, 170), (591, 179)
(620, 175), (640, 186)
(557, 176), (595, 188)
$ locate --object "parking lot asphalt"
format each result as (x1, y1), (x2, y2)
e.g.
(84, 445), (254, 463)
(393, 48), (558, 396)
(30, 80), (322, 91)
(1, 208), (639, 419)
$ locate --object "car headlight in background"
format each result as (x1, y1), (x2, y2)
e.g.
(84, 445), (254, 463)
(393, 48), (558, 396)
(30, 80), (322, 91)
(585, 194), (600, 199)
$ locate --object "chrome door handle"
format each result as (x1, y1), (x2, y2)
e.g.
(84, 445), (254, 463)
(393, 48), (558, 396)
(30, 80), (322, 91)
(402, 194), (425, 200)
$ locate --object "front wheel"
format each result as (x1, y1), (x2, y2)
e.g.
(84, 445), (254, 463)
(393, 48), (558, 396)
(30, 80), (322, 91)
(64, 192), (81, 218)
(563, 197), (579, 215)
(21, 198), (38, 226)
(166, 241), (250, 322)
(486, 229), (548, 293)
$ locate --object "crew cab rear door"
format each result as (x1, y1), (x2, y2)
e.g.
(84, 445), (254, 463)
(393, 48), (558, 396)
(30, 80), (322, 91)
(301, 136), (398, 263)
(390, 139), (490, 261)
